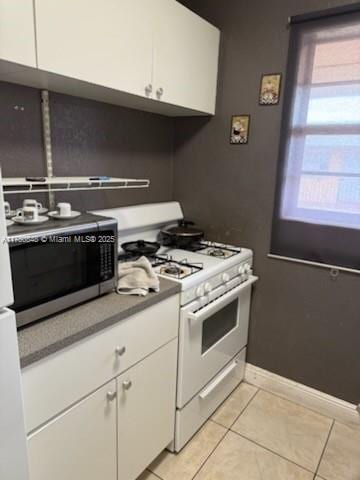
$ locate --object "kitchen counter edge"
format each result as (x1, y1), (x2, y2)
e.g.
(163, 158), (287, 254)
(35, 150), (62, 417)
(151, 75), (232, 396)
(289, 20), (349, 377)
(18, 278), (180, 368)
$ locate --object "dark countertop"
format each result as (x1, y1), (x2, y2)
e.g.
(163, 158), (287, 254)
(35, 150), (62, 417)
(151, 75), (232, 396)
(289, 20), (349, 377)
(18, 278), (180, 368)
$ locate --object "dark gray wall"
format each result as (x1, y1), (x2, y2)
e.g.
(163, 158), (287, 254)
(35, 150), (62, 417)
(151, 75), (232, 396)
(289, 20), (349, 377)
(0, 82), (174, 212)
(1, 1), (359, 404)
(175, 0), (360, 403)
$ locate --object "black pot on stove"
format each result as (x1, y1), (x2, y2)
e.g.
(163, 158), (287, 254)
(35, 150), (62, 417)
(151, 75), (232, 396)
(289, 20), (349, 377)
(160, 220), (204, 249)
(121, 240), (160, 257)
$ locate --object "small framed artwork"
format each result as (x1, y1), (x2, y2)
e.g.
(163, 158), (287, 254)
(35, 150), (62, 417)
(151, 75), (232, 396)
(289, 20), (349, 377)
(230, 115), (250, 144)
(259, 73), (282, 105)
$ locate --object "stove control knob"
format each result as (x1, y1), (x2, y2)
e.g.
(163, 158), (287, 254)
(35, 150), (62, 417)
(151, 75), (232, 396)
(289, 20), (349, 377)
(244, 263), (251, 273)
(204, 282), (213, 294)
(222, 273), (230, 283)
(238, 265), (245, 275)
(196, 286), (205, 298)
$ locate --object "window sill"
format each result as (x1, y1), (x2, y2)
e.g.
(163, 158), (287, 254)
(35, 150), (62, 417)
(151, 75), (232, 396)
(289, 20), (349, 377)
(267, 254), (360, 276)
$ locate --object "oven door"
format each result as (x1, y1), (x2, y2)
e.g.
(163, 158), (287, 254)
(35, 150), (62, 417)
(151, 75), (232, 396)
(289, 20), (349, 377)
(177, 275), (257, 408)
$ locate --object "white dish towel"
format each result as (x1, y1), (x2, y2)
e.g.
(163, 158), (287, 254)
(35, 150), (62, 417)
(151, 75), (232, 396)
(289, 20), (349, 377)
(117, 256), (160, 296)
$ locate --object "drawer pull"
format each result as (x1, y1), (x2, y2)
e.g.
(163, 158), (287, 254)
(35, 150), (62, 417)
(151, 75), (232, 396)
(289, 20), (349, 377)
(199, 361), (238, 400)
(115, 346), (126, 356)
(122, 380), (132, 391)
(107, 391), (117, 401)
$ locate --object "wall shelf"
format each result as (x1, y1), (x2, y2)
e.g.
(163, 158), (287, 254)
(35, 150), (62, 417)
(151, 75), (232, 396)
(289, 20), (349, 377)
(3, 176), (150, 195)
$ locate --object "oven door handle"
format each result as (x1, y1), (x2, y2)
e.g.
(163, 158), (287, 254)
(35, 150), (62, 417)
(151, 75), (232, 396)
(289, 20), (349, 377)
(187, 275), (258, 324)
(199, 360), (238, 400)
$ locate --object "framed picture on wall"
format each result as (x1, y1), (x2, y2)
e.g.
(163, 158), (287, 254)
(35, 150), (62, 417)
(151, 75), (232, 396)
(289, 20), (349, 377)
(230, 115), (250, 144)
(259, 73), (282, 105)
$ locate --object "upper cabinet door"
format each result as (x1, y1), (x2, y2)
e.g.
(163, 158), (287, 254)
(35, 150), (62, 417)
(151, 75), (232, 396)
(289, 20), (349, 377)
(153, 0), (220, 115)
(0, 0), (36, 67)
(34, 0), (154, 98)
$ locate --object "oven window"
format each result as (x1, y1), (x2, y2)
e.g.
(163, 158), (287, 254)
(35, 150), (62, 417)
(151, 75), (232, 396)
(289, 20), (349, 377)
(202, 299), (238, 354)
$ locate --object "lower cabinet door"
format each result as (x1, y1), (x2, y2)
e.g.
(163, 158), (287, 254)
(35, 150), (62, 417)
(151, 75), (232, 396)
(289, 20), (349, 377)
(117, 339), (178, 480)
(28, 380), (117, 480)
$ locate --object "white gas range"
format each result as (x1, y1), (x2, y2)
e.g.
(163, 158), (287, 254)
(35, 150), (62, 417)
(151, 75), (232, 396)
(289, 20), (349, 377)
(94, 202), (258, 452)
(150, 244), (254, 306)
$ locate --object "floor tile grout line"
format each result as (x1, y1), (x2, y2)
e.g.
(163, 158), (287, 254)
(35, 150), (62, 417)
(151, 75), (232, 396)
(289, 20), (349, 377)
(228, 386), (260, 430)
(145, 469), (163, 480)
(314, 419), (335, 477)
(190, 426), (229, 480)
(230, 429), (317, 475)
(146, 383), (335, 480)
(209, 387), (258, 430)
(209, 417), (230, 429)
(252, 386), (334, 423)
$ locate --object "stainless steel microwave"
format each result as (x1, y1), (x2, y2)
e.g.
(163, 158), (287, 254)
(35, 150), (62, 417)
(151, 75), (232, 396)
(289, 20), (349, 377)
(7, 213), (118, 328)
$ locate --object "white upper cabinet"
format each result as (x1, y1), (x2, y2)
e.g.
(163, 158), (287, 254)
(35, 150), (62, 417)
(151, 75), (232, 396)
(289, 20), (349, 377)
(153, 0), (220, 114)
(35, 0), (154, 98)
(0, 0), (220, 115)
(0, 0), (37, 67)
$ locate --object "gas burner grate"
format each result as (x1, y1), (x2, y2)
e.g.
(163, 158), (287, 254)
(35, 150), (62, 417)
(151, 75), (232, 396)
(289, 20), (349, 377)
(118, 252), (167, 266)
(191, 241), (242, 258)
(152, 255), (203, 279)
(118, 252), (203, 279)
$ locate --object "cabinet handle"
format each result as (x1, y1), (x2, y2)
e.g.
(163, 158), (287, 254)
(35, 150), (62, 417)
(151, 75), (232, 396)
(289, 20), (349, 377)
(145, 84), (153, 96)
(107, 391), (117, 401)
(156, 87), (164, 98)
(122, 380), (132, 391)
(115, 346), (126, 356)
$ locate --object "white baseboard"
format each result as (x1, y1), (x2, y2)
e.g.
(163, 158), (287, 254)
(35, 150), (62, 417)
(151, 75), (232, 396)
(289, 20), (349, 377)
(245, 363), (360, 427)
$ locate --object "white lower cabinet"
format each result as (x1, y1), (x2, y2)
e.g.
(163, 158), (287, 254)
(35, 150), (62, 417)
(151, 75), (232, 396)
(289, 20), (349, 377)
(26, 338), (178, 480)
(117, 339), (178, 480)
(28, 380), (117, 480)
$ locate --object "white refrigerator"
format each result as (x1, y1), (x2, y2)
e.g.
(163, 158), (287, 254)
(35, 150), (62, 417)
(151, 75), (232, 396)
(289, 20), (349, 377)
(0, 168), (29, 479)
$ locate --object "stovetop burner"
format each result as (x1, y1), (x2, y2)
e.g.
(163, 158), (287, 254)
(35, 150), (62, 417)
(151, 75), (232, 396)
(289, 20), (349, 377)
(118, 252), (204, 280)
(162, 265), (183, 276)
(118, 252), (165, 265)
(153, 254), (203, 279)
(208, 248), (226, 258)
(191, 241), (242, 259)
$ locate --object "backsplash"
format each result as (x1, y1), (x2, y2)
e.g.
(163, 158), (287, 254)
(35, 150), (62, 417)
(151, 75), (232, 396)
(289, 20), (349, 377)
(0, 81), (174, 212)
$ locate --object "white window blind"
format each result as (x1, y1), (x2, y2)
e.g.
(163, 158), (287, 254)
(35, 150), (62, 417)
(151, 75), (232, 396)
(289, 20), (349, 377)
(281, 20), (360, 228)
(271, 8), (360, 270)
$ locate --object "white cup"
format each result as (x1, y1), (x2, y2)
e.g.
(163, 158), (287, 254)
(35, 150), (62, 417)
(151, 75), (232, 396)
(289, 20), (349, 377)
(17, 206), (39, 222)
(4, 201), (11, 216)
(57, 202), (72, 217)
(23, 199), (43, 211)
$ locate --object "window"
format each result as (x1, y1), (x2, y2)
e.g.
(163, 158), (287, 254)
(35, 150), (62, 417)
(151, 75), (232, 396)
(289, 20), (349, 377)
(271, 6), (360, 270)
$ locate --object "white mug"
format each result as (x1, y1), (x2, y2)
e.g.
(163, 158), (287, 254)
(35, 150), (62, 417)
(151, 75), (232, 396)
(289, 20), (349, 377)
(23, 199), (43, 211)
(57, 202), (72, 217)
(17, 206), (39, 222)
(4, 201), (11, 216)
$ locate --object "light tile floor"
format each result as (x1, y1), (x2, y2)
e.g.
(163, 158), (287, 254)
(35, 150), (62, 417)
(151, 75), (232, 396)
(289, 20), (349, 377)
(139, 383), (360, 480)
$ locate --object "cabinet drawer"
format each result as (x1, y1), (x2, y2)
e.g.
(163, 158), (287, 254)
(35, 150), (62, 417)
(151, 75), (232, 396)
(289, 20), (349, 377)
(174, 348), (246, 452)
(22, 294), (179, 433)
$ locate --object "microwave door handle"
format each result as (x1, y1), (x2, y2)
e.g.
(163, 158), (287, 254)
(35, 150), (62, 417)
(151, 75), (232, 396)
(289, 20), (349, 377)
(187, 275), (258, 324)
(199, 360), (238, 400)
